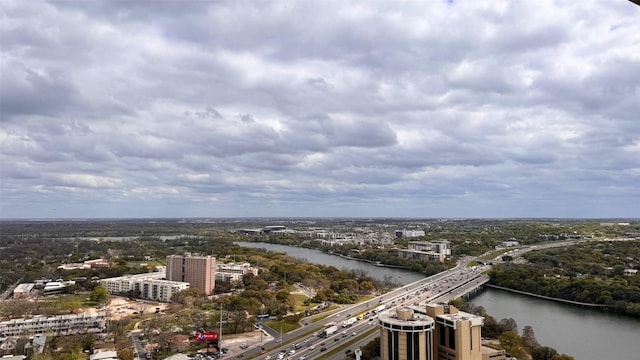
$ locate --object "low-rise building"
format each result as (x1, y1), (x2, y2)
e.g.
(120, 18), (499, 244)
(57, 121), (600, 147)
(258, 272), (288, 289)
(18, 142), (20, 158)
(395, 230), (426, 238)
(13, 283), (34, 299)
(398, 240), (451, 263)
(99, 272), (189, 302)
(215, 262), (259, 283)
(0, 313), (106, 337)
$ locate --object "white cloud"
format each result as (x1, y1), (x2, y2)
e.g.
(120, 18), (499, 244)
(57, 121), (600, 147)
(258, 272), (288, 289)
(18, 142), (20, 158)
(1, 0), (639, 218)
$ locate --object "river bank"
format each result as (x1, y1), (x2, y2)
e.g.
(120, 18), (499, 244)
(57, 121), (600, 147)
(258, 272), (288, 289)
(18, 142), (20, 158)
(485, 284), (611, 309)
(471, 287), (640, 360)
(235, 241), (426, 285)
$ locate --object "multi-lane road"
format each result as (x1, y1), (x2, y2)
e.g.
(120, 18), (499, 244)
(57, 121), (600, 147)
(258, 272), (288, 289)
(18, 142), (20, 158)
(250, 261), (490, 360)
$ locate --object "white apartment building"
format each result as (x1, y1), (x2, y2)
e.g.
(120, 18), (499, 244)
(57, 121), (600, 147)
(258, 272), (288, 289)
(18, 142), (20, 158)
(216, 262), (259, 283)
(397, 240), (451, 263)
(0, 312), (106, 337)
(99, 272), (189, 302)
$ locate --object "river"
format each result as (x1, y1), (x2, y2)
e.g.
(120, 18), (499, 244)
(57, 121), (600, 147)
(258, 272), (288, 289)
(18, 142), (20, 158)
(235, 241), (425, 285)
(471, 287), (640, 360)
(237, 242), (640, 360)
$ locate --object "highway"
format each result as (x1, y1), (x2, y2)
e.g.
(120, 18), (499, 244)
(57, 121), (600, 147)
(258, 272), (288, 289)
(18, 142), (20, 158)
(248, 261), (490, 360)
(245, 240), (586, 359)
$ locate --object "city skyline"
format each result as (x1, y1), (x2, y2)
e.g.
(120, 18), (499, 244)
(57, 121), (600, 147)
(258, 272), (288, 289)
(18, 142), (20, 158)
(1, 1), (639, 219)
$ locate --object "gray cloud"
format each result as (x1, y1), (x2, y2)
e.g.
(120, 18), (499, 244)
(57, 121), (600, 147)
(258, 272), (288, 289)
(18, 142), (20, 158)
(1, 0), (639, 218)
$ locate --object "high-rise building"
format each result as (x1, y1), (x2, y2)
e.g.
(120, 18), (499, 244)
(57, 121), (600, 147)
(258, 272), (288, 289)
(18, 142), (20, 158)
(166, 254), (216, 295)
(425, 304), (484, 360)
(380, 304), (504, 360)
(379, 308), (435, 360)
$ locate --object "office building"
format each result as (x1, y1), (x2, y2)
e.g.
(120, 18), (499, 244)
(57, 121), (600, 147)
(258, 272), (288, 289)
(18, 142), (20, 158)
(379, 307), (435, 360)
(166, 254), (216, 295)
(398, 240), (451, 263)
(380, 304), (504, 360)
(425, 304), (483, 360)
(216, 262), (259, 283)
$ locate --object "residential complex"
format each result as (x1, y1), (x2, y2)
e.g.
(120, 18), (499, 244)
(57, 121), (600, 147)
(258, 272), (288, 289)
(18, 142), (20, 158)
(215, 262), (259, 283)
(379, 304), (505, 360)
(98, 272), (189, 302)
(0, 312), (106, 337)
(166, 254), (216, 295)
(398, 240), (452, 263)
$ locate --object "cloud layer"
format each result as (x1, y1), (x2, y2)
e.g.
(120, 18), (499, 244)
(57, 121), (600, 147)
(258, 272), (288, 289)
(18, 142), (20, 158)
(1, 0), (639, 218)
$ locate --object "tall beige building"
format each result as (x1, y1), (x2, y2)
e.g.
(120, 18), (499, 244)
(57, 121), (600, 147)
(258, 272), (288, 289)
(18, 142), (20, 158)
(379, 308), (435, 360)
(166, 254), (216, 295)
(379, 304), (504, 360)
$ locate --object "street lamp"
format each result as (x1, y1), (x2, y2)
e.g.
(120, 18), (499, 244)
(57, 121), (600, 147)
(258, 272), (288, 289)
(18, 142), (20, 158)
(259, 304), (265, 348)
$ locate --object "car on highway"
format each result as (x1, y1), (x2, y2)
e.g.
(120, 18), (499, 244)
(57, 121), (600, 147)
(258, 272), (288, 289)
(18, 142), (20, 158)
(320, 347), (327, 352)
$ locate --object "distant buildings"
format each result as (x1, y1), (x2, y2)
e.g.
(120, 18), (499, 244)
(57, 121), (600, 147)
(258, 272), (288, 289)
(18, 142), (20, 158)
(379, 304), (505, 360)
(497, 240), (519, 248)
(57, 258), (110, 271)
(166, 254), (216, 295)
(395, 230), (426, 238)
(215, 262), (259, 283)
(397, 240), (451, 263)
(0, 312), (106, 337)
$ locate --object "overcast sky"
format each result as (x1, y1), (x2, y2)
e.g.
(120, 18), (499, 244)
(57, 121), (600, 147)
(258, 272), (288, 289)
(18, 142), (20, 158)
(1, 0), (639, 219)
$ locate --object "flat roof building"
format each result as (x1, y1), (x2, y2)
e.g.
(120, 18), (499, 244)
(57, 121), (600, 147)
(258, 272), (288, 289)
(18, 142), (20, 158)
(216, 262), (259, 283)
(0, 312), (106, 337)
(379, 307), (435, 360)
(425, 304), (484, 360)
(13, 283), (34, 299)
(166, 254), (216, 295)
(398, 240), (451, 263)
(99, 272), (188, 302)
(379, 304), (504, 360)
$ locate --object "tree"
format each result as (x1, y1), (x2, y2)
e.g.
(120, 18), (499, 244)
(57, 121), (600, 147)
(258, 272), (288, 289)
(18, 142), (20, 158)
(90, 285), (110, 306)
(499, 318), (518, 333)
(171, 287), (206, 305)
(118, 348), (135, 360)
(531, 346), (558, 360)
(499, 331), (526, 359)
(360, 337), (381, 359)
(522, 325), (540, 351)
(551, 355), (575, 360)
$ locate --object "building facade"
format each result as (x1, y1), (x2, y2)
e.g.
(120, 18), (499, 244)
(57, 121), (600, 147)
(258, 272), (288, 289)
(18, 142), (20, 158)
(166, 254), (216, 295)
(398, 240), (451, 263)
(0, 313), (106, 337)
(99, 272), (189, 302)
(215, 262), (259, 283)
(395, 230), (426, 238)
(425, 304), (484, 360)
(379, 308), (435, 360)
(380, 304), (504, 360)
